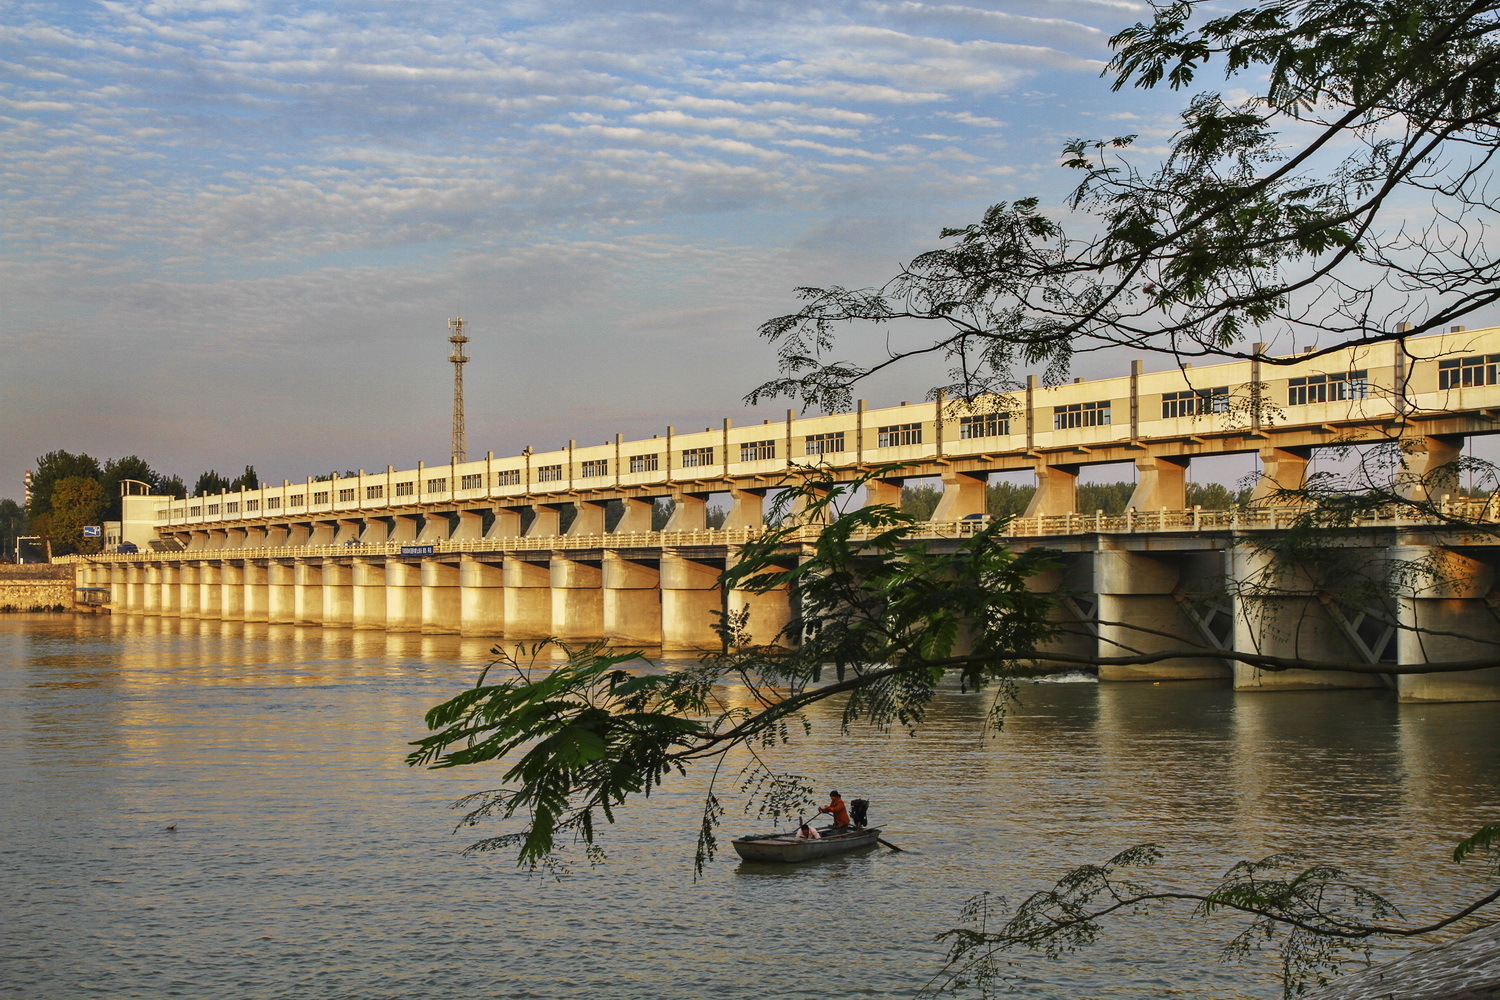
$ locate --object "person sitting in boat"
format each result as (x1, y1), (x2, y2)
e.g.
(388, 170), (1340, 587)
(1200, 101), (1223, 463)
(795, 823), (821, 840)
(818, 790), (851, 831)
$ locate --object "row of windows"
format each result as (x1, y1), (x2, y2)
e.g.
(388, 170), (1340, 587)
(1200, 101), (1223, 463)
(740, 440), (776, 462)
(537, 464), (564, 482)
(959, 414), (1010, 438)
(1054, 401), (1111, 429)
(1162, 387), (1230, 418)
(878, 423), (922, 447)
(1288, 370), (1369, 405)
(806, 431), (844, 455)
(1438, 353), (1500, 389)
(682, 446), (714, 468)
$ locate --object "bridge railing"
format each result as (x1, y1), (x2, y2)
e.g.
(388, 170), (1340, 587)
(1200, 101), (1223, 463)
(62, 499), (1500, 564)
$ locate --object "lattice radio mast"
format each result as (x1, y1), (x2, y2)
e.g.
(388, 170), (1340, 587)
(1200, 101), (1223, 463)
(448, 317), (469, 466)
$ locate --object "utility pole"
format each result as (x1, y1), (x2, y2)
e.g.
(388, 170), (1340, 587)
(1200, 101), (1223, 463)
(448, 317), (468, 466)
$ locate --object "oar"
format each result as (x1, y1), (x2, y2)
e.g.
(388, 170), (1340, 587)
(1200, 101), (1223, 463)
(876, 836), (905, 853)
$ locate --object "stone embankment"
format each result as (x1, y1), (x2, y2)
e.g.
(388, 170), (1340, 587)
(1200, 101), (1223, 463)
(0, 564), (75, 611)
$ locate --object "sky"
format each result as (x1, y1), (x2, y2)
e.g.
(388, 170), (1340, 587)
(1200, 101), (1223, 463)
(2, 0), (1192, 497)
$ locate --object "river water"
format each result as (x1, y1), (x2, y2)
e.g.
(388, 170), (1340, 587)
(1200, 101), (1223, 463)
(1, 613), (1496, 1000)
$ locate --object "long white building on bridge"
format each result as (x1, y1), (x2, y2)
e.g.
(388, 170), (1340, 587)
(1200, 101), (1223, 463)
(75, 327), (1500, 703)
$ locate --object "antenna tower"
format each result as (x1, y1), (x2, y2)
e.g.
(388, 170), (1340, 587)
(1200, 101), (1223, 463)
(448, 317), (469, 466)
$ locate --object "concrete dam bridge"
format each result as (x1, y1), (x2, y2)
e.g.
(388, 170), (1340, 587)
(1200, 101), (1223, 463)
(73, 328), (1500, 702)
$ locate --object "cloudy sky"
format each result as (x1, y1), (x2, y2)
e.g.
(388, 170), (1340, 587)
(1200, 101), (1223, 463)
(3, 0), (1185, 496)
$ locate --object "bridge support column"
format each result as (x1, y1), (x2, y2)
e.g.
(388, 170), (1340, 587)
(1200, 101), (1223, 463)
(1227, 542), (1385, 691)
(567, 502), (607, 537)
(1025, 462), (1079, 517)
(862, 479), (903, 510)
(526, 505), (561, 538)
(1127, 456), (1189, 512)
(487, 508), (523, 540)
(417, 512), (452, 543)
(452, 510), (484, 542)
(1094, 549), (1230, 681)
(664, 493), (708, 532)
(603, 553), (661, 645)
(551, 555), (604, 641)
(266, 524), (291, 549)
(156, 564), (177, 616)
(722, 489), (766, 530)
(217, 562), (242, 620)
(661, 551), (723, 651)
(267, 561), (295, 623)
(137, 565), (157, 615)
(611, 498), (655, 535)
(384, 559), (422, 631)
(309, 521), (336, 545)
(1397, 434), (1464, 502)
(294, 561), (323, 625)
(459, 556), (505, 636)
(333, 519), (364, 546)
(725, 550), (792, 647)
(1393, 544), (1500, 701)
(242, 561), (269, 623)
(199, 563), (223, 619)
(1251, 446), (1311, 503)
(503, 556), (553, 639)
(352, 559), (386, 629)
(322, 561), (354, 628)
(933, 471), (988, 521)
(420, 560), (461, 633)
(388, 515), (420, 545)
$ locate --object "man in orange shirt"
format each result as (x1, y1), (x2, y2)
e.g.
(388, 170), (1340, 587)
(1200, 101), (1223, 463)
(818, 790), (850, 831)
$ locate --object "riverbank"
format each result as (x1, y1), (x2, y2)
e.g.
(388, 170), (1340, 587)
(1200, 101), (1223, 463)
(0, 563), (73, 611)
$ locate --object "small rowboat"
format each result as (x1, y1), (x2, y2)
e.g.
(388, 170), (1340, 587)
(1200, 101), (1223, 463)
(730, 825), (883, 863)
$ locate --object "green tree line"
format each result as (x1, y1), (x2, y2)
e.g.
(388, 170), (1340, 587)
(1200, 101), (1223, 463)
(10, 450), (261, 557)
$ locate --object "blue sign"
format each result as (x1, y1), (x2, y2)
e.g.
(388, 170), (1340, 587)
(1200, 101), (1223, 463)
(83, 525), (102, 537)
(399, 545), (435, 555)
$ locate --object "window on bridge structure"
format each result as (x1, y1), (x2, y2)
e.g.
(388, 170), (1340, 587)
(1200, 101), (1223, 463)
(189, 506), (202, 517)
(1287, 370), (1369, 405)
(681, 446), (714, 467)
(460, 474), (483, 490)
(266, 497), (281, 510)
(629, 453), (660, 473)
(225, 502), (239, 514)
(207, 504), (221, 515)
(1161, 387), (1230, 418)
(395, 481), (415, 497)
(495, 469), (521, 486)
(312, 491), (329, 504)
(580, 459), (608, 478)
(1438, 353), (1500, 389)
(246, 499), (259, 511)
(537, 464), (564, 482)
(1053, 400), (1111, 429)
(740, 440), (776, 462)
(959, 413), (1010, 438)
(425, 477), (447, 493)
(338, 488), (356, 503)
(805, 431), (845, 456)
(366, 485), (384, 500)
(877, 423), (922, 447)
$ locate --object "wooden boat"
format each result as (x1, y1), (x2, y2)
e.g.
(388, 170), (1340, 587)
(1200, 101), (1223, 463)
(730, 825), (883, 862)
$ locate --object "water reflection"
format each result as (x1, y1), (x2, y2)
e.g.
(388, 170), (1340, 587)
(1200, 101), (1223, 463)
(1, 614), (1497, 1000)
